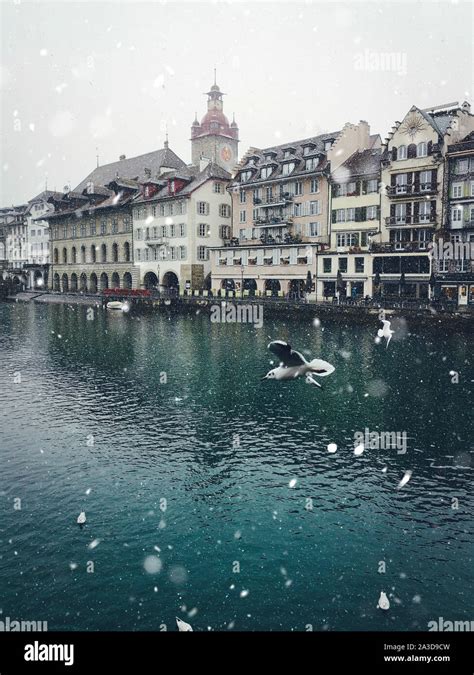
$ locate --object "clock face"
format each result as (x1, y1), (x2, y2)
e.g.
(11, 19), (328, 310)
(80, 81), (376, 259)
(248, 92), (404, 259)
(221, 146), (232, 162)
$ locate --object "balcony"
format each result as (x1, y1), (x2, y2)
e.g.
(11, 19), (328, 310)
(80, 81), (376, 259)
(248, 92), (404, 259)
(449, 219), (474, 230)
(385, 215), (437, 227)
(254, 194), (294, 208)
(145, 235), (168, 246)
(253, 216), (294, 227)
(371, 242), (429, 253)
(386, 183), (438, 197)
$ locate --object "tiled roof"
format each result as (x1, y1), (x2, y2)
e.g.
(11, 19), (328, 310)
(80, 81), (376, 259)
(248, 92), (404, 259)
(74, 146), (188, 192)
(133, 161), (231, 203)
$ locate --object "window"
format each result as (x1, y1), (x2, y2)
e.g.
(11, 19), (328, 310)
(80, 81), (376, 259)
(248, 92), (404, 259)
(241, 170), (252, 182)
(169, 246), (177, 260)
(179, 223), (186, 237)
(417, 142), (427, 157)
(305, 158), (319, 171)
(80, 224), (86, 237)
(307, 222), (320, 236)
(282, 162), (295, 175)
(136, 228), (142, 240)
(100, 220), (107, 235)
(219, 225), (231, 239)
(325, 141), (332, 151)
(310, 178), (319, 193)
(261, 166), (273, 179)
(197, 246), (208, 261)
(398, 145), (407, 160)
(471, 181), (474, 197)
(239, 228), (246, 240)
(159, 204), (165, 216)
(451, 207), (462, 223)
(367, 205), (378, 220)
(336, 209), (346, 223)
(160, 225), (167, 237)
(346, 208), (356, 221)
(136, 249), (141, 261)
(198, 223), (209, 237)
(123, 216), (131, 232)
(395, 203), (407, 224)
(179, 245), (187, 260)
(355, 257), (364, 273)
(31, 229), (36, 237)
(213, 182), (222, 193)
(323, 258), (332, 273)
(452, 182), (463, 198)
(419, 202), (430, 222)
(219, 204), (231, 218)
(240, 190), (246, 204)
(396, 174), (407, 194)
(336, 233), (359, 247)
(456, 159), (468, 174)
(240, 210), (246, 223)
(293, 203), (302, 217)
(339, 257), (348, 273)
(177, 201), (186, 215)
(367, 179), (378, 193)
(63, 225), (68, 238)
(294, 181), (303, 196)
(310, 200), (321, 215)
(197, 201), (209, 215)
(420, 171), (432, 191)
(112, 218), (118, 234)
(169, 223), (176, 237)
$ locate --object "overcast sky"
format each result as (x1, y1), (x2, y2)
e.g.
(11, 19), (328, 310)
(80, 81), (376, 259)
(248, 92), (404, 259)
(1, 0), (472, 205)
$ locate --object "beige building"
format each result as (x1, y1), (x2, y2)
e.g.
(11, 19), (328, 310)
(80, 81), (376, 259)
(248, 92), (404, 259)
(211, 120), (379, 298)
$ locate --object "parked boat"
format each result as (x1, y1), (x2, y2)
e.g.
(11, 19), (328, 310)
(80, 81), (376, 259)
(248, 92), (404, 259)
(106, 300), (125, 311)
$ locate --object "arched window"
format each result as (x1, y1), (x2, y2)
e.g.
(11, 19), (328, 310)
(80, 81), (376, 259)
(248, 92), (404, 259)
(62, 247), (67, 264)
(112, 243), (118, 262)
(124, 241), (130, 262)
(90, 244), (96, 263)
(81, 245), (86, 263)
(53, 248), (59, 264)
(398, 145), (407, 160)
(101, 244), (107, 263)
(71, 246), (77, 263)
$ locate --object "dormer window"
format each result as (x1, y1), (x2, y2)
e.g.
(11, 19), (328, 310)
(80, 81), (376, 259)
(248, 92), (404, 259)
(398, 145), (407, 160)
(261, 166), (273, 179)
(145, 186), (150, 197)
(284, 150), (291, 159)
(282, 162), (296, 176)
(305, 157), (319, 171)
(241, 170), (253, 182)
(417, 142), (427, 157)
(325, 140), (332, 151)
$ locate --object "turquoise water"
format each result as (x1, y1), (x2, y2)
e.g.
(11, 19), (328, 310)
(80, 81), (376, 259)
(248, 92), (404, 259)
(0, 302), (472, 631)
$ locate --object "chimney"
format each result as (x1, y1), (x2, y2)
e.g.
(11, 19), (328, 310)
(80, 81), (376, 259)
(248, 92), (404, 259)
(461, 101), (471, 113)
(358, 120), (370, 150)
(119, 154), (126, 161)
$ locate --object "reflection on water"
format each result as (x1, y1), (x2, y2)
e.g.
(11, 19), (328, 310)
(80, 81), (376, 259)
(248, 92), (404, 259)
(0, 302), (472, 631)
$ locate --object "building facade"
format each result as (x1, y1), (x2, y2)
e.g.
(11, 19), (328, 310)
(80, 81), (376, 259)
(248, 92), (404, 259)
(379, 102), (474, 299)
(132, 160), (232, 292)
(435, 130), (474, 305)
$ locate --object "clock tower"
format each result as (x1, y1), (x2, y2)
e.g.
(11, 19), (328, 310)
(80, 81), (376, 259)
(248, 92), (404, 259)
(191, 76), (239, 173)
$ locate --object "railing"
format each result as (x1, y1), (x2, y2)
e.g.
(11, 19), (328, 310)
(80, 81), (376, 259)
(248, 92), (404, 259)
(385, 216), (437, 227)
(253, 216), (293, 226)
(145, 236), (167, 245)
(386, 183), (438, 196)
(370, 242), (429, 253)
(254, 194), (294, 207)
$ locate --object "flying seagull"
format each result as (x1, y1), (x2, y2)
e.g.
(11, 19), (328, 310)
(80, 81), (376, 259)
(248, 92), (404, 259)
(377, 320), (394, 348)
(77, 511), (86, 527)
(262, 341), (335, 387)
(176, 617), (193, 632)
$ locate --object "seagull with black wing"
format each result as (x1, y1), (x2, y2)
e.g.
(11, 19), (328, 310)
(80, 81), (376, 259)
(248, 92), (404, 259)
(262, 340), (335, 388)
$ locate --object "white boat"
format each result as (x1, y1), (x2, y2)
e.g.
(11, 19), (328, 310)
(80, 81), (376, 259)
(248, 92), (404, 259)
(106, 300), (125, 311)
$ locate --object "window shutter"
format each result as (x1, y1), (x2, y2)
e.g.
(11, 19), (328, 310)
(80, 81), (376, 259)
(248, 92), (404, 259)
(431, 200), (437, 221)
(407, 172), (413, 186)
(413, 202), (419, 221)
(332, 210), (336, 223)
(391, 174), (396, 187)
(361, 207), (367, 221)
(362, 180), (367, 195)
(406, 203), (412, 221)
(390, 204), (396, 217)
(392, 147), (398, 161)
(408, 144), (416, 159)
(431, 169), (437, 190)
(427, 140), (433, 155)
(355, 207), (361, 222)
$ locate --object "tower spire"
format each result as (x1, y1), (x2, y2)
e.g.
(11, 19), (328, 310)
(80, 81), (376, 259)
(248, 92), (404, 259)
(214, 67), (217, 86)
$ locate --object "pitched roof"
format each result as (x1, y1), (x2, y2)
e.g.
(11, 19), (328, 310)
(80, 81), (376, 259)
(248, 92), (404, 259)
(74, 146), (188, 192)
(333, 147), (382, 180)
(133, 161), (231, 203)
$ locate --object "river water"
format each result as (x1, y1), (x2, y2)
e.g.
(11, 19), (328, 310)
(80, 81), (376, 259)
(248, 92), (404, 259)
(0, 301), (472, 631)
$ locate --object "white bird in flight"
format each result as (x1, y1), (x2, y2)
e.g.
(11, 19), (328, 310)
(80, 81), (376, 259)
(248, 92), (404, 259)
(377, 320), (394, 348)
(377, 591), (390, 610)
(77, 511), (86, 526)
(176, 617), (193, 632)
(262, 341), (335, 388)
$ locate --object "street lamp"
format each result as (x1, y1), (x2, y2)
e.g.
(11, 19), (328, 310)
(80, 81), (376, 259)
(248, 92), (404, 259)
(240, 264), (244, 299)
